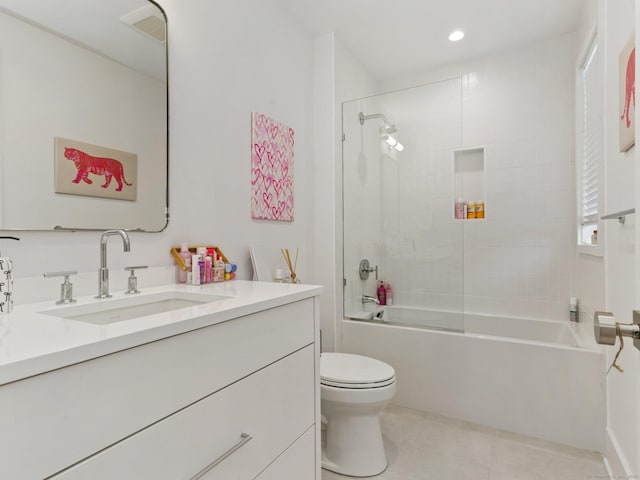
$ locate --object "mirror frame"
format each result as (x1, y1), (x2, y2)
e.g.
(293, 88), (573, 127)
(0, 0), (169, 233)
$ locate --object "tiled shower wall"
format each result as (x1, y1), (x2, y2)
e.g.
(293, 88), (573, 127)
(458, 34), (576, 320)
(345, 33), (576, 322)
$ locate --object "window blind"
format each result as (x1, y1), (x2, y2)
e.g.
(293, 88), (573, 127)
(580, 40), (601, 225)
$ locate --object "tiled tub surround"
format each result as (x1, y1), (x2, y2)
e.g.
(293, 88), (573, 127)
(342, 313), (604, 452)
(0, 281), (323, 479)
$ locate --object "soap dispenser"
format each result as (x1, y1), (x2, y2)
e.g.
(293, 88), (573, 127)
(0, 236), (20, 314)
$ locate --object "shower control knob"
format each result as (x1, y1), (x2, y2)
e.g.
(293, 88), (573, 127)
(359, 259), (378, 281)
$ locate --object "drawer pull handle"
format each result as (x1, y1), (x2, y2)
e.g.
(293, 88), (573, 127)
(191, 432), (253, 479)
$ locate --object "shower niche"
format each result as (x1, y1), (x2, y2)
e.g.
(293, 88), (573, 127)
(453, 147), (486, 219)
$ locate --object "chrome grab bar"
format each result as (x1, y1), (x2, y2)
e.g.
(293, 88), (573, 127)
(190, 433), (252, 480)
(601, 208), (635, 224)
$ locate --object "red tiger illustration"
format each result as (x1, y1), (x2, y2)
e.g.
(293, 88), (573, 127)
(621, 47), (636, 129)
(64, 147), (133, 192)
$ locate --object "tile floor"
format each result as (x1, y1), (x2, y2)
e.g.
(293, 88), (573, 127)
(322, 404), (607, 480)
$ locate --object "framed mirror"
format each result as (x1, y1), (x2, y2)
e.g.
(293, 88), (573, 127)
(0, 0), (168, 231)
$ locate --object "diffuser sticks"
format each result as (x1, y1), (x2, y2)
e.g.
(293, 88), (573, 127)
(281, 247), (299, 284)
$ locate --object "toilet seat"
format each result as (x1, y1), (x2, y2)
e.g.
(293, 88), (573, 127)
(321, 353), (395, 389)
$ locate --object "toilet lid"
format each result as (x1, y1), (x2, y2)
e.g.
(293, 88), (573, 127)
(321, 353), (395, 389)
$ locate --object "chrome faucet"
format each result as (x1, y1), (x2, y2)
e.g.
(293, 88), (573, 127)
(97, 230), (131, 299)
(362, 295), (380, 305)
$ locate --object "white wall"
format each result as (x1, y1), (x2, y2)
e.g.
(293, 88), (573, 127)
(313, 36), (378, 351)
(4, 0), (316, 306)
(603, 0), (638, 474)
(312, 33), (337, 352)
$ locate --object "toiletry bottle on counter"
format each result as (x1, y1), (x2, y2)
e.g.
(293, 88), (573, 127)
(475, 200), (485, 219)
(385, 283), (393, 306)
(213, 254), (225, 282)
(177, 243), (191, 283)
(192, 254), (201, 285)
(205, 255), (212, 283)
(377, 281), (387, 306)
(196, 247), (207, 284)
(591, 230), (598, 245)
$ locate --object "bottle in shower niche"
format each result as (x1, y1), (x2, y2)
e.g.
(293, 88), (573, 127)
(467, 201), (476, 219)
(455, 198), (465, 219)
(377, 281), (387, 306)
(385, 282), (393, 306)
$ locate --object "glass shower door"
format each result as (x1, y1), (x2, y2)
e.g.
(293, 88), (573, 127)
(342, 78), (464, 332)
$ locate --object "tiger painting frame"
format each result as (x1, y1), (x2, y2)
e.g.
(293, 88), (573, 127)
(54, 137), (138, 201)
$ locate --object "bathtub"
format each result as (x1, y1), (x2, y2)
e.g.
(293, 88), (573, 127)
(342, 308), (605, 451)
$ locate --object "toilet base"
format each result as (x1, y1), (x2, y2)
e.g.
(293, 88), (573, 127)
(321, 412), (388, 477)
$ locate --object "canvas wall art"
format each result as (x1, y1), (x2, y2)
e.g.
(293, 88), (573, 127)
(54, 137), (137, 201)
(619, 34), (635, 152)
(251, 112), (295, 221)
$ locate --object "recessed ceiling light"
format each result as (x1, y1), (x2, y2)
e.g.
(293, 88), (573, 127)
(449, 30), (465, 42)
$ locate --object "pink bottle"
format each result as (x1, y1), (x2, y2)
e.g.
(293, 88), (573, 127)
(385, 282), (393, 306)
(377, 281), (387, 306)
(177, 243), (191, 283)
(455, 198), (465, 219)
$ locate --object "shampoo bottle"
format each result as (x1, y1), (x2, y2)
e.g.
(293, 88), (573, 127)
(377, 281), (387, 306)
(385, 282), (393, 306)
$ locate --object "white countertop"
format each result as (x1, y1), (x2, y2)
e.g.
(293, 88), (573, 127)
(0, 280), (323, 386)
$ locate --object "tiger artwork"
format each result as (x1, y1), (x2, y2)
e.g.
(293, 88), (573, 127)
(64, 147), (133, 192)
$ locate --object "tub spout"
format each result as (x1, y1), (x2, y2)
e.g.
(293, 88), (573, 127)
(362, 295), (380, 305)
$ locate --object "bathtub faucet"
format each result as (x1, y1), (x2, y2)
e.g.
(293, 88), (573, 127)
(362, 295), (380, 305)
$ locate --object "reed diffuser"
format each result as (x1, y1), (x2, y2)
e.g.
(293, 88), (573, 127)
(281, 247), (299, 283)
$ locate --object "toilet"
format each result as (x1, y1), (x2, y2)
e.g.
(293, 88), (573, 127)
(320, 352), (396, 477)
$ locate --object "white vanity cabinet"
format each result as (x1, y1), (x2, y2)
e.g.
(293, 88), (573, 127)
(0, 294), (321, 480)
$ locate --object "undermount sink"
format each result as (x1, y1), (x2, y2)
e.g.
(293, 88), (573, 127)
(41, 291), (230, 325)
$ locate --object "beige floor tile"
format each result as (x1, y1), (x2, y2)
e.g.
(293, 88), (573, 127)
(322, 404), (606, 480)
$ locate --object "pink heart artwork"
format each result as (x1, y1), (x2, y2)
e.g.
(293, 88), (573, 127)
(251, 112), (295, 221)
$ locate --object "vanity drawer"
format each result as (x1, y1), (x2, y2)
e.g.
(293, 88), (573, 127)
(254, 426), (316, 480)
(0, 298), (314, 480)
(52, 345), (315, 480)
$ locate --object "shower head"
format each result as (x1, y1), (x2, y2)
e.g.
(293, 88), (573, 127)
(359, 111), (403, 152)
(359, 111), (391, 126)
(359, 111), (397, 134)
(380, 123), (397, 134)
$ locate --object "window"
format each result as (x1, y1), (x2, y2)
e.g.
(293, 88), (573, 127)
(577, 36), (602, 253)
